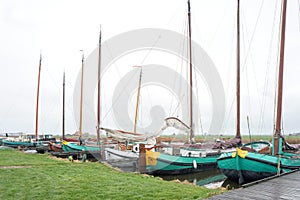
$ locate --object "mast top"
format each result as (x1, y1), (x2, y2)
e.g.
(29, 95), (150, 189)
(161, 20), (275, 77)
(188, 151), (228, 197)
(187, 0), (191, 13)
(99, 25), (102, 44)
(80, 50), (84, 62)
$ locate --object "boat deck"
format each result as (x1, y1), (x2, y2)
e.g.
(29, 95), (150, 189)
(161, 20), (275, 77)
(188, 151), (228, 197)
(208, 170), (300, 200)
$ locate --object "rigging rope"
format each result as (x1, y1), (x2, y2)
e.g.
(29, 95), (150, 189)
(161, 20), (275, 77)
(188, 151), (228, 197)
(187, 5), (205, 136)
(101, 68), (140, 126)
(37, 67), (62, 133)
(64, 79), (78, 131)
(241, 0), (266, 136)
(100, 3), (192, 132)
(259, 1), (280, 134)
(241, 0), (265, 72)
(220, 5), (236, 135)
(169, 14), (187, 118)
(192, 52), (204, 136)
(298, 0), (300, 32)
(103, 42), (136, 120)
(241, 10), (254, 134)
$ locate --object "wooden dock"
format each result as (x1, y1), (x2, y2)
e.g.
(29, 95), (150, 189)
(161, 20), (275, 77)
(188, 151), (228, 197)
(208, 170), (300, 200)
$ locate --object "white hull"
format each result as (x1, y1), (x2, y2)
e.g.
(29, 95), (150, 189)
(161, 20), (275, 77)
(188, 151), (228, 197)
(105, 148), (138, 161)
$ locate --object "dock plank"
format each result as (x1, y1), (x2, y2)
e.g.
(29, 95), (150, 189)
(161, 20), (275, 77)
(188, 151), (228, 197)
(208, 170), (300, 200)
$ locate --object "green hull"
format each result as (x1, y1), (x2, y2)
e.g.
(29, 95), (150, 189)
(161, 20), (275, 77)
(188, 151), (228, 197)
(147, 152), (219, 175)
(62, 141), (100, 152)
(2, 140), (36, 148)
(217, 149), (300, 184)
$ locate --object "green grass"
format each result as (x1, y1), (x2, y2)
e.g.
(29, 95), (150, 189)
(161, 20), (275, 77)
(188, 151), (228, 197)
(0, 150), (222, 200)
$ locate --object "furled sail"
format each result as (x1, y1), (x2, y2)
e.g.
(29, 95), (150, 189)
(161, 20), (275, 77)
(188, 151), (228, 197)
(101, 117), (190, 142)
(163, 117), (190, 134)
(100, 127), (158, 142)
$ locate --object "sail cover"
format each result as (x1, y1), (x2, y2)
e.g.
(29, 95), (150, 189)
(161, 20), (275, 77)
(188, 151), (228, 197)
(101, 117), (190, 142)
(100, 128), (159, 142)
(163, 117), (190, 134)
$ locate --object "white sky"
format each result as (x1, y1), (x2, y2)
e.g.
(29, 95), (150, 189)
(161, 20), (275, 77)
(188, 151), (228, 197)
(0, 0), (300, 136)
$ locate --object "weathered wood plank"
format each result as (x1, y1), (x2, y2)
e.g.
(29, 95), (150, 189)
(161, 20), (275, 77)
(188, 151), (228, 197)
(208, 170), (300, 200)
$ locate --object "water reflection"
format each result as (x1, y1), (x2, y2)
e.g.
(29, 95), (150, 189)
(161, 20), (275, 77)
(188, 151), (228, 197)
(156, 169), (227, 187)
(221, 178), (241, 189)
(107, 161), (240, 189)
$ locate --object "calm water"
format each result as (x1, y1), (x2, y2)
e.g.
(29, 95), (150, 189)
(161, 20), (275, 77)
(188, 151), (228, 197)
(155, 169), (241, 189)
(156, 169), (226, 187)
(107, 161), (240, 189)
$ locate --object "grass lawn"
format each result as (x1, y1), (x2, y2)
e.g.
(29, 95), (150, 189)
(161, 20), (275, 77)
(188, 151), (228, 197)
(0, 149), (222, 200)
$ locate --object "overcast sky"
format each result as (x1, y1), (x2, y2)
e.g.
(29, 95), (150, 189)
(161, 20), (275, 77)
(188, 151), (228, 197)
(1, 0), (300, 136)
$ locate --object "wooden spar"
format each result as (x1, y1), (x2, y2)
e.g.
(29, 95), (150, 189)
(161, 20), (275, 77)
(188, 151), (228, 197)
(62, 71), (65, 140)
(134, 66), (142, 134)
(236, 0), (241, 138)
(97, 27), (107, 161)
(247, 116), (252, 145)
(274, 0), (287, 155)
(79, 51), (84, 137)
(97, 26), (102, 142)
(35, 54), (42, 139)
(187, 0), (194, 143)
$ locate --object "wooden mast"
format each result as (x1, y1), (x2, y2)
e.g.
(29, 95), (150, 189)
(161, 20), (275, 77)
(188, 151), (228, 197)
(79, 51), (84, 137)
(62, 71), (65, 140)
(35, 54), (42, 140)
(274, 0), (287, 155)
(236, 0), (241, 139)
(187, 0), (194, 143)
(134, 66), (142, 134)
(97, 26), (102, 142)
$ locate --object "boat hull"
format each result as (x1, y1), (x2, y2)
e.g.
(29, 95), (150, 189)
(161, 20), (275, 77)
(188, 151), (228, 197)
(63, 138), (79, 142)
(62, 141), (100, 152)
(48, 142), (63, 152)
(0, 138), (4, 146)
(146, 151), (219, 175)
(2, 140), (36, 148)
(217, 149), (300, 184)
(104, 148), (139, 172)
(105, 148), (138, 161)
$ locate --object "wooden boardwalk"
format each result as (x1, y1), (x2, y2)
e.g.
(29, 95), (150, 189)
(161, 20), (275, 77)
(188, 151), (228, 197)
(208, 170), (300, 200)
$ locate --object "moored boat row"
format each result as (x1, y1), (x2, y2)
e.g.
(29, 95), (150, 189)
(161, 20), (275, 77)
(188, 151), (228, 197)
(2, 0), (300, 188)
(216, 0), (300, 185)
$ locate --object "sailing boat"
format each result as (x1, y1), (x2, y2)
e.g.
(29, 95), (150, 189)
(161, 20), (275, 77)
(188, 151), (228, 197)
(102, 66), (154, 163)
(3, 54), (55, 149)
(62, 50), (101, 153)
(145, 0), (241, 175)
(48, 72), (66, 152)
(49, 71), (88, 152)
(217, 0), (300, 184)
(4, 55), (43, 149)
(34, 54), (56, 153)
